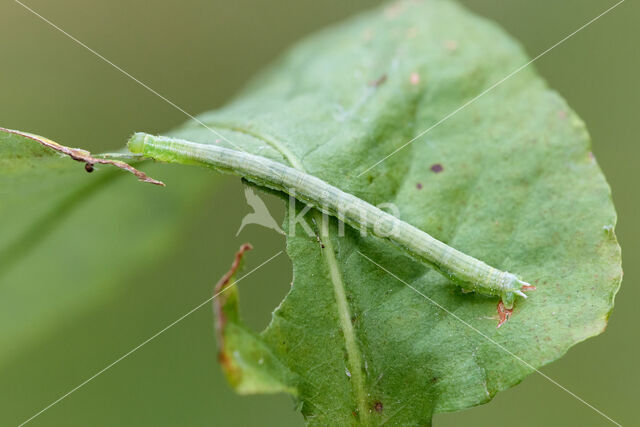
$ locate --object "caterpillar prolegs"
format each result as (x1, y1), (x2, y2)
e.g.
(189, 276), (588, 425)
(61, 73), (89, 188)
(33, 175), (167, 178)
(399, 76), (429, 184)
(128, 133), (534, 312)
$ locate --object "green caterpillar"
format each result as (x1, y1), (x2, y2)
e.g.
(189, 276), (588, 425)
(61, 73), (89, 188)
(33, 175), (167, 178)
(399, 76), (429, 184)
(128, 132), (533, 310)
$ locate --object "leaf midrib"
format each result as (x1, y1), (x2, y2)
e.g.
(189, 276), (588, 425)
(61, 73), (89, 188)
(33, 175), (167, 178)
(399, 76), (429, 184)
(215, 122), (370, 421)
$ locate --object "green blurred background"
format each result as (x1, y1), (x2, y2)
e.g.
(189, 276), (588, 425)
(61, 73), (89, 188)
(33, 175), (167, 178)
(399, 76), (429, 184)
(0, 0), (637, 425)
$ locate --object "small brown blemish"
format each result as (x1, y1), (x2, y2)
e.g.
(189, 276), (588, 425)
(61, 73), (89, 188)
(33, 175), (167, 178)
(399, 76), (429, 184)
(311, 219), (325, 249)
(384, 2), (405, 19)
(416, 182), (423, 189)
(84, 163), (94, 173)
(217, 351), (233, 371)
(369, 74), (387, 87)
(496, 301), (513, 328)
(430, 376), (438, 384)
(444, 40), (458, 51)
(374, 401), (383, 413)
(410, 72), (420, 85)
(430, 163), (443, 173)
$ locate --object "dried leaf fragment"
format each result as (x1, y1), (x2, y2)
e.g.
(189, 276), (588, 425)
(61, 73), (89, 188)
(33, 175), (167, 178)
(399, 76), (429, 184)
(0, 127), (164, 186)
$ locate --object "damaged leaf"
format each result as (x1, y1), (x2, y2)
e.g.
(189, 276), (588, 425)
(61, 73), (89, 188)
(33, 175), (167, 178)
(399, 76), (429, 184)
(214, 244), (298, 395)
(0, 127), (164, 185)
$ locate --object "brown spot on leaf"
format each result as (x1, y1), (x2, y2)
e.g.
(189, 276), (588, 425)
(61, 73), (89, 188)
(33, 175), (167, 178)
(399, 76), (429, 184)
(430, 376), (438, 384)
(374, 401), (383, 413)
(416, 182), (423, 189)
(0, 127), (164, 186)
(384, 1), (405, 18)
(217, 351), (234, 373)
(430, 163), (443, 173)
(444, 40), (458, 51)
(84, 163), (94, 173)
(497, 300), (513, 328)
(369, 74), (387, 87)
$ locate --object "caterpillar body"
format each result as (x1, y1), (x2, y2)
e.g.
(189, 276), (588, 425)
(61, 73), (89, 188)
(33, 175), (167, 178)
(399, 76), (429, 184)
(128, 133), (533, 309)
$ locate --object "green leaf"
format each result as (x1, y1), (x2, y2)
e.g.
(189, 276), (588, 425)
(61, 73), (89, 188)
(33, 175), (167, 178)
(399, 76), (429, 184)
(1, 0), (622, 425)
(136, 0), (621, 424)
(0, 128), (219, 366)
(213, 243), (298, 396)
